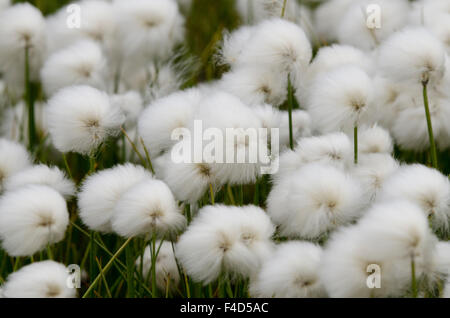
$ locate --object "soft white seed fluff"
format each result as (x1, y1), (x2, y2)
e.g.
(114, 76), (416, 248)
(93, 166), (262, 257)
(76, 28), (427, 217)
(377, 27), (446, 86)
(136, 240), (180, 291)
(433, 241), (450, 278)
(274, 132), (352, 183)
(111, 179), (186, 238)
(45, 85), (125, 155)
(337, 0), (410, 51)
(279, 109), (312, 148)
(267, 163), (364, 239)
(391, 91), (450, 151)
(357, 124), (393, 154)
(299, 44), (374, 106)
(313, 0), (356, 42)
(0, 0), (10, 11)
(217, 65), (288, 107)
(78, 163), (153, 233)
(3, 164), (75, 199)
(193, 91), (266, 185)
(218, 26), (255, 67)
(0, 3), (46, 92)
(40, 40), (107, 97)
(378, 164), (450, 231)
(176, 205), (275, 284)
(320, 200), (436, 298)
(156, 153), (218, 204)
(308, 65), (375, 134)
(110, 91), (143, 128)
(1, 261), (76, 298)
(138, 88), (201, 158)
(249, 241), (327, 298)
(0, 185), (69, 256)
(113, 0), (184, 68)
(351, 153), (399, 201)
(0, 138), (31, 192)
(235, 18), (312, 83)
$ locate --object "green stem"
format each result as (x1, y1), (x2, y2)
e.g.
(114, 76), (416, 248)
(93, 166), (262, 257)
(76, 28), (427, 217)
(89, 231), (96, 297)
(422, 81), (438, 169)
(25, 45), (36, 152)
(82, 237), (133, 298)
(209, 183), (215, 205)
(62, 153), (73, 180)
(287, 74), (294, 150)
(281, 0), (288, 18)
(411, 257), (417, 298)
(227, 185), (236, 205)
(354, 125), (358, 165)
(151, 233), (158, 298)
(126, 241), (135, 298)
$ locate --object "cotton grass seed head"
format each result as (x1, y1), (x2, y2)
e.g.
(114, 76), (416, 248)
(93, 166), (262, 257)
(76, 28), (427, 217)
(267, 163), (364, 239)
(111, 179), (186, 239)
(41, 40), (107, 97)
(78, 163), (153, 233)
(1, 261), (76, 298)
(176, 205), (275, 284)
(3, 164), (75, 199)
(0, 185), (69, 257)
(0, 138), (31, 192)
(46, 85), (125, 155)
(249, 241), (326, 298)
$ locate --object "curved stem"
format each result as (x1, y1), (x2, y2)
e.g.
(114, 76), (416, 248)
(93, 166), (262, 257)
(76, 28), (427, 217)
(287, 74), (294, 150)
(354, 125), (358, 165)
(422, 82), (438, 169)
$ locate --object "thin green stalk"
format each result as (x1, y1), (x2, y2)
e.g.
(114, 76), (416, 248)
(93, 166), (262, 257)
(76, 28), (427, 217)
(89, 156), (96, 174)
(140, 137), (155, 174)
(46, 244), (53, 260)
(411, 257), (418, 298)
(121, 127), (147, 168)
(126, 241), (135, 298)
(62, 153), (73, 180)
(422, 81), (438, 169)
(354, 125), (358, 165)
(82, 236), (133, 298)
(209, 183), (215, 205)
(287, 75), (294, 150)
(95, 257), (112, 298)
(24, 45), (36, 152)
(89, 231), (96, 297)
(227, 185), (236, 205)
(151, 233), (158, 298)
(281, 0), (288, 18)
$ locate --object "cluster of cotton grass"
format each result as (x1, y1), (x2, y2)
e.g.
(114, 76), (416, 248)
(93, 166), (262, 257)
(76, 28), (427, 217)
(0, 0), (449, 298)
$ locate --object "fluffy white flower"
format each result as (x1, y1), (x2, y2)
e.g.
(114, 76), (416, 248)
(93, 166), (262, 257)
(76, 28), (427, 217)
(1, 261), (77, 298)
(3, 164), (75, 199)
(113, 0), (184, 69)
(156, 153), (218, 204)
(377, 27), (446, 86)
(41, 40), (107, 97)
(46, 0), (117, 55)
(235, 18), (312, 83)
(378, 164), (450, 231)
(320, 200), (436, 298)
(110, 91), (143, 128)
(111, 179), (186, 238)
(337, 0), (409, 51)
(249, 241), (326, 298)
(308, 65), (375, 134)
(0, 138), (31, 192)
(136, 240), (180, 291)
(0, 0), (9, 11)
(0, 3), (46, 92)
(78, 163), (153, 233)
(176, 205), (274, 284)
(391, 90), (450, 151)
(0, 185), (69, 256)
(313, 0), (356, 42)
(267, 163), (364, 239)
(218, 26), (255, 67)
(46, 85), (125, 155)
(351, 153), (399, 201)
(138, 88), (200, 158)
(275, 132), (353, 181)
(357, 124), (393, 154)
(299, 44), (374, 105)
